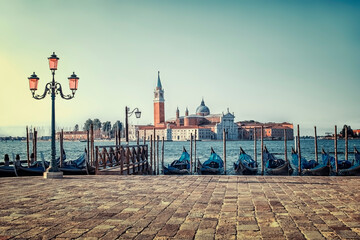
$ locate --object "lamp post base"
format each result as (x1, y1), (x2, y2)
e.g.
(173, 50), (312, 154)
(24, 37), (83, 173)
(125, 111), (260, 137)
(43, 171), (63, 179)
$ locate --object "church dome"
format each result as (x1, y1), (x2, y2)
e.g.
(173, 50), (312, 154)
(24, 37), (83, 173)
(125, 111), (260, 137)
(196, 99), (210, 116)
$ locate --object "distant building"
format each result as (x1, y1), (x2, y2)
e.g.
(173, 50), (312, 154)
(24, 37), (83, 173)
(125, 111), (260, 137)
(56, 129), (102, 141)
(353, 129), (360, 137)
(136, 72), (238, 141)
(237, 121), (294, 140)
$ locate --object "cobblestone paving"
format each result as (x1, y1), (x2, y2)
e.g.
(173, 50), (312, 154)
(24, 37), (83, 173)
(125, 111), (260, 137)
(0, 176), (359, 239)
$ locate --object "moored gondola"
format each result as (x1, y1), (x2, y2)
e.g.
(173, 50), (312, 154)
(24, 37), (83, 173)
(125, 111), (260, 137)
(323, 147), (360, 176)
(291, 148), (330, 176)
(197, 148), (224, 175)
(234, 147), (258, 175)
(0, 154), (18, 177)
(59, 150), (95, 175)
(263, 146), (293, 175)
(163, 147), (190, 175)
(15, 153), (47, 176)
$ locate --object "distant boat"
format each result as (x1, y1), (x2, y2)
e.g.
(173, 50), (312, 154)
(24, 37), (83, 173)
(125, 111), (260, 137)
(163, 147), (190, 175)
(291, 148), (330, 176)
(234, 147), (258, 175)
(263, 146), (293, 175)
(197, 148), (224, 175)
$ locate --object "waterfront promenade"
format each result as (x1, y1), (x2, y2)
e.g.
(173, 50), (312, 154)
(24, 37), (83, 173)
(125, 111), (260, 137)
(0, 176), (359, 239)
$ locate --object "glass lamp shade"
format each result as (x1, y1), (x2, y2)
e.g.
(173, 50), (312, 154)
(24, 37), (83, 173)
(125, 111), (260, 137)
(28, 72), (39, 90)
(135, 110), (141, 118)
(68, 72), (79, 90)
(48, 52), (59, 70)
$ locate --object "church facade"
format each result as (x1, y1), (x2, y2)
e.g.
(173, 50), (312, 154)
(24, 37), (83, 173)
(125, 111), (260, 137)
(136, 72), (239, 141)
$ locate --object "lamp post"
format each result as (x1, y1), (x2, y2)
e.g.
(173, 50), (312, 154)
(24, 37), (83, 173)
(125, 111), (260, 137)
(125, 107), (141, 144)
(28, 52), (79, 178)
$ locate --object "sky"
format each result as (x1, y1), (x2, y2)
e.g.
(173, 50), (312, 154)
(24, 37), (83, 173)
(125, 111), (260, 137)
(0, 0), (359, 137)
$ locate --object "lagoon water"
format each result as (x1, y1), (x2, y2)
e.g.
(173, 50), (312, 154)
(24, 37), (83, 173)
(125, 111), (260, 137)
(1, 139), (360, 175)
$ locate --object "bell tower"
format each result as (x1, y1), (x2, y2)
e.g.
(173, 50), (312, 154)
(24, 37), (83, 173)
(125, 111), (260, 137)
(154, 71), (165, 127)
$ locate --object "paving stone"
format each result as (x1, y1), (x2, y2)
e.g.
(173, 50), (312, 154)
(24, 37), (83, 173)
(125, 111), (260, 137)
(0, 175), (359, 239)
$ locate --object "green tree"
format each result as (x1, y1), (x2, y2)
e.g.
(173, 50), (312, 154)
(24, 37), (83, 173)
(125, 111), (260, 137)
(83, 119), (93, 131)
(112, 121), (122, 132)
(74, 124), (79, 132)
(340, 125), (354, 138)
(102, 121), (112, 138)
(93, 118), (102, 130)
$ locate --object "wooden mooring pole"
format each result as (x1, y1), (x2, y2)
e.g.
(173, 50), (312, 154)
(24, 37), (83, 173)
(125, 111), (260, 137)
(143, 130), (146, 145)
(223, 129), (226, 175)
(157, 135), (159, 175)
(297, 124), (301, 175)
(335, 125), (338, 174)
(194, 131), (197, 173)
(153, 129), (156, 175)
(87, 130), (90, 161)
(33, 128), (37, 162)
(314, 126), (318, 162)
(190, 133), (193, 174)
(90, 124), (94, 166)
(26, 126), (30, 167)
(150, 135), (153, 175)
(284, 128), (287, 162)
(60, 129), (64, 167)
(161, 136), (164, 174)
(345, 125), (348, 161)
(136, 130), (139, 146)
(261, 126), (264, 175)
(254, 128), (257, 162)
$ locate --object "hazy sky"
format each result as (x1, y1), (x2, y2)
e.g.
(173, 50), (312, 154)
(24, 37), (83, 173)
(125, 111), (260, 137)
(0, 0), (359, 136)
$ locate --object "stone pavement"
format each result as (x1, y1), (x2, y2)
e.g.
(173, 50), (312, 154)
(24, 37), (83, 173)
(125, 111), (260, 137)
(0, 176), (359, 240)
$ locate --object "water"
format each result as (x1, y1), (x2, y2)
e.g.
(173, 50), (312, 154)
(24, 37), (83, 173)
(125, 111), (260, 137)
(1, 139), (359, 175)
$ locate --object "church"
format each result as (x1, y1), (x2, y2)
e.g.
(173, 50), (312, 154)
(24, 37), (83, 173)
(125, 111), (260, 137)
(135, 72), (239, 141)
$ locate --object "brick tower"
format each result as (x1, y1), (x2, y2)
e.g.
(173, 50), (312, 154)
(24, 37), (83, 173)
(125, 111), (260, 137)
(154, 71), (165, 127)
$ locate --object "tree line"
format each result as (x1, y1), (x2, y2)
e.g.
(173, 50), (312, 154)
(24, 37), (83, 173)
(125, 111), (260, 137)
(73, 119), (123, 138)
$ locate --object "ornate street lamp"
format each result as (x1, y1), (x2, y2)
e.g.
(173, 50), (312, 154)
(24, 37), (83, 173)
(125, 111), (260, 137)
(125, 107), (141, 143)
(28, 52), (79, 178)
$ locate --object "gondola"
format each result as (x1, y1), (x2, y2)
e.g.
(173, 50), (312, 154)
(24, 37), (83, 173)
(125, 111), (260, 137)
(0, 154), (18, 177)
(291, 148), (330, 176)
(15, 153), (48, 176)
(59, 151), (95, 175)
(263, 146), (293, 175)
(340, 147), (360, 176)
(163, 147), (190, 175)
(197, 148), (224, 175)
(234, 147), (258, 175)
(322, 148), (360, 176)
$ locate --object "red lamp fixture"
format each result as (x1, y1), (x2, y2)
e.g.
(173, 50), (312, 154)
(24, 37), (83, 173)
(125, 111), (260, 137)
(68, 72), (79, 91)
(28, 72), (39, 91)
(48, 52), (59, 70)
